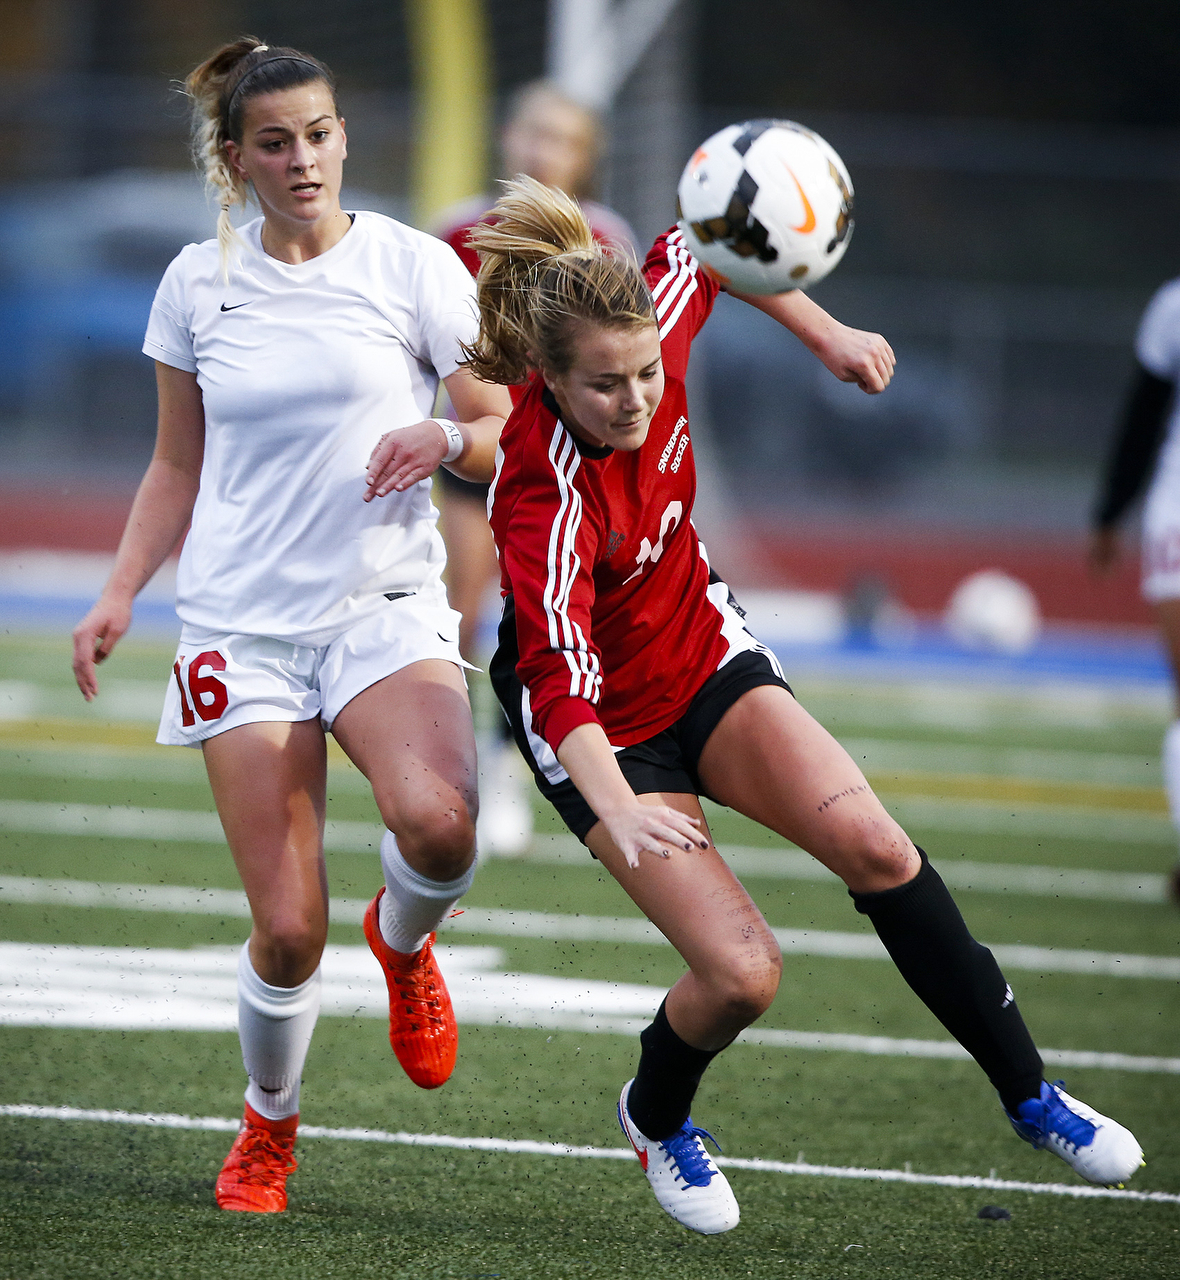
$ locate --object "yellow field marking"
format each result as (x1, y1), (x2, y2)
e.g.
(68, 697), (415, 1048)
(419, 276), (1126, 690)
(869, 770), (1168, 813)
(0, 718), (357, 765)
(0, 718), (159, 748)
(0, 723), (1169, 814)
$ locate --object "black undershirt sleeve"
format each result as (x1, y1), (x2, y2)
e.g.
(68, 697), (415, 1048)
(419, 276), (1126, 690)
(1092, 363), (1175, 530)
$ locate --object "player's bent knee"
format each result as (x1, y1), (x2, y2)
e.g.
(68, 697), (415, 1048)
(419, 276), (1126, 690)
(831, 823), (918, 893)
(389, 798), (478, 880)
(251, 918), (327, 984)
(707, 948), (782, 1026)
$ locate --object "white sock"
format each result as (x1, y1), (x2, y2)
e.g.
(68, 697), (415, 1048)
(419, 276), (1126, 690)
(237, 942), (321, 1121)
(378, 829), (476, 954)
(1164, 722), (1180, 849)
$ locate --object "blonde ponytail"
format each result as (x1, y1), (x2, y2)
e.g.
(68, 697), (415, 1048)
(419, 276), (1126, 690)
(463, 175), (654, 385)
(183, 36), (336, 281)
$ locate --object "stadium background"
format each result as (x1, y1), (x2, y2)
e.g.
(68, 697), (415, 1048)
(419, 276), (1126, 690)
(2, 5), (1180, 1277)
(4, 0), (1180, 626)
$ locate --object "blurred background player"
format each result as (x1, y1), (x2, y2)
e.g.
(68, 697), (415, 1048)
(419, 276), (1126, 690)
(431, 81), (636, 856)
(71, 37), (511, 1213)
(1091, 278), (1180, 902)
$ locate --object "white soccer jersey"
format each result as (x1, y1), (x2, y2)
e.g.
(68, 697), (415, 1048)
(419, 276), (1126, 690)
(143, 212), (479, 645)
(1132, 279), (1180, 598)
(1137, 279), (1180, 500)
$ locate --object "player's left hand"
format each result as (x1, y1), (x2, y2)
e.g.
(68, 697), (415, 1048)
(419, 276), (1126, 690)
(817, 325), (896, 393)
(364, 420), (450, 500)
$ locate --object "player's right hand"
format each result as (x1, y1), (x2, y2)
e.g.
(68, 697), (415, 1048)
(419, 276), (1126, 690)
(600, 801), (711, 870)
(364, 420), (449, 500)
(819, 324), (895, 393)
(72, 595), (133, 701)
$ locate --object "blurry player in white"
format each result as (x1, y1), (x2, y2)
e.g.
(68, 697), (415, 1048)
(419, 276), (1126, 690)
(1092, 279), (1180, 902)
(70, 37), (511, 1212)
(432, 82), (636, 856)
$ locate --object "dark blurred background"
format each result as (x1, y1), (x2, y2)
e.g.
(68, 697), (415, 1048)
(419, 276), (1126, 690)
(3, 0), (1178, 622)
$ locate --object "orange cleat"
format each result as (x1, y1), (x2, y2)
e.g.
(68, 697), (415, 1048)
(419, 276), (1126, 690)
(363, 888), (457, 1089)
(215, 1103), (298, 1213)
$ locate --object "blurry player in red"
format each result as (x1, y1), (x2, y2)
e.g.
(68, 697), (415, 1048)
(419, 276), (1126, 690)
(431, 82), (635, 855)
(373, 177), (1147, 1232)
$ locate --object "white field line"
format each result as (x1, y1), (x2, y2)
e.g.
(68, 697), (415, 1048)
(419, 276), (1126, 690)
(565, 1017), (1180, 1074)
(2, 939), (1177, 1072)
(519, 835), (1171, 904)
(0, 792), (1170, 902)
(1, 1103), (1175, 1205)
(0, 799), (381, 852)
(2, 874), (1178, 981)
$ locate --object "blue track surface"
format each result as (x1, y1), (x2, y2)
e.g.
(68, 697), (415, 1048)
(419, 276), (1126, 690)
(772, 622), (1170, 687)
(0, 594), (181, 640)
(1, 594), (1169, 688)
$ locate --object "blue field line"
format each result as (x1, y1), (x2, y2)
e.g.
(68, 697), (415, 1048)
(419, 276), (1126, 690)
(0, 593), (180, 639)
(1, 592), (1170, 685)
(768, 623), (1170, 687)
(0, 1104), (1174, 1204)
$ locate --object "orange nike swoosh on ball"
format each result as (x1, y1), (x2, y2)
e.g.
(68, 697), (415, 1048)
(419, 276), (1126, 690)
(782, 164), (816, 233)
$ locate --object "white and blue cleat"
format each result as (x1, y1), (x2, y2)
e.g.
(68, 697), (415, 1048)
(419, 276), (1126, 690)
(1006, 1080), (1145, 1187)
(617, 1080), (740, 1234)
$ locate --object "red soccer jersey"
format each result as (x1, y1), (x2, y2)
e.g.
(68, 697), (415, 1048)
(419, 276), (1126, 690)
(489, 227), (732, 753)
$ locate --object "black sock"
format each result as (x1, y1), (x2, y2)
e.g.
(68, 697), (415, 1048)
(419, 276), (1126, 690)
(626, 1001), (723, 1141)
(851, 849), (1043, 1113)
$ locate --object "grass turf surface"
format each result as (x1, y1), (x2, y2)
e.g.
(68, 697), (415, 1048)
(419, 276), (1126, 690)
(1, 634), (1178, 1278)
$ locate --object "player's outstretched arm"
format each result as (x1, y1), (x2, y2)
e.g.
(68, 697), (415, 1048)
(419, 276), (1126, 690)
(364, 369), (512, 499)
(556, 723), (709, 869)
(730, 286), (896, 393)
(72, 363), (205, 701)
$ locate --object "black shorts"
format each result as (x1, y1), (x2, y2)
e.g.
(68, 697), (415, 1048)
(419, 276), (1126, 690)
(490, 598), (792, 843)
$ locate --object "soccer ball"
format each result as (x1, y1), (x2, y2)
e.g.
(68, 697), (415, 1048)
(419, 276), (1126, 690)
(944, 570), (1042, 656)
(676, 119), (854, 294)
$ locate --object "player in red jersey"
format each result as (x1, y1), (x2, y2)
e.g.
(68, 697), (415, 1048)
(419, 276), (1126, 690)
(380, 178), (1143, 1233)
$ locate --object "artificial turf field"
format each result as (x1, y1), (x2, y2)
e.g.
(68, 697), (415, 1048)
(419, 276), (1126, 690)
(1, 632), (1178, 1278)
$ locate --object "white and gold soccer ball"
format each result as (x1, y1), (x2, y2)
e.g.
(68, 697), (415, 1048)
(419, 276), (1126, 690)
(676, 119), (854, 295)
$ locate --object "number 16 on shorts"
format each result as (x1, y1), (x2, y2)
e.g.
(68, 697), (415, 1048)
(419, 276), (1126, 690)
(157, 627), (323, 748)
(173, 651), (229, 727)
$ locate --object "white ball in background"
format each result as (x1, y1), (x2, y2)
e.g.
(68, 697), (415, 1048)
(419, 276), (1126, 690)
(944, 570), (1042, 656)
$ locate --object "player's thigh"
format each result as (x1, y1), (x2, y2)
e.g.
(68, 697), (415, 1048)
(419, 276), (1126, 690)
(331, 658), (478, 869)
(696, 684), (916, 892)
(587, 792), (780, 984)
(201, 717), (330, 947)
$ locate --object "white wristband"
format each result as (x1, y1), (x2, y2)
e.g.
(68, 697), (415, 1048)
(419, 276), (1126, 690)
(433, 418), (465, 463)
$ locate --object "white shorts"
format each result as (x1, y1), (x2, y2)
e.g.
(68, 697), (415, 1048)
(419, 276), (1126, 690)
(158, 594), (470, 748)
(1142, 481), (1180, 601)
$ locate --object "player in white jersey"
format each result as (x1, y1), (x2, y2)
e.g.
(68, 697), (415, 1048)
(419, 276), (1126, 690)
(1092, 278), (1180, 902)
(70, 37), (512, 1213)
